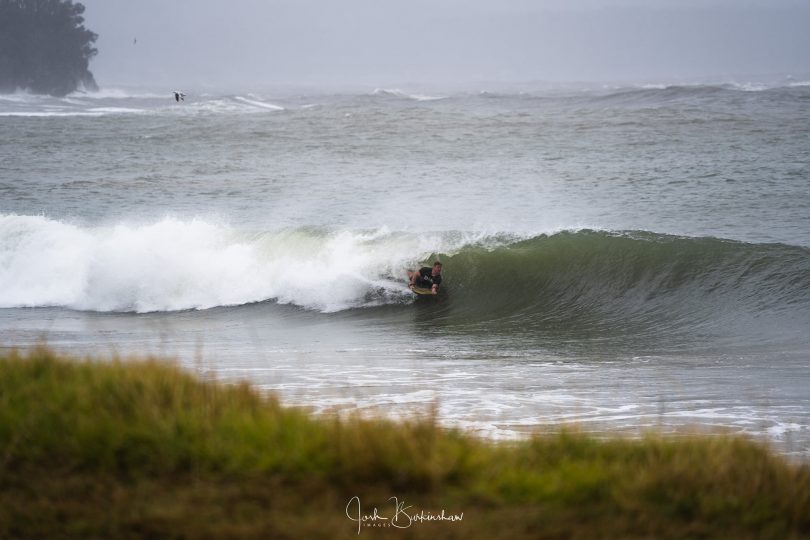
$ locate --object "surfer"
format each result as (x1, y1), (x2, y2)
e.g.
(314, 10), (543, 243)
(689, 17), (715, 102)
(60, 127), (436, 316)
(407, 262), (442, 295)
(173, 91), (185, 102)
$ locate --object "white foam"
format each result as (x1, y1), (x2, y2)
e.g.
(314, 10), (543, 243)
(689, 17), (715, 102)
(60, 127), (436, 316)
(62, 98), (90, 106)
(371, 88), (445, 101)
(767, 422), (804, 438)
(87, 107), (145, 114)
(0, 92), (41, 103)
(233, 96), (285, 111)
(727, 82), (769, 92)
(72, 87), (167, 99)
(0, 215), (479, 313)
(185, 97), (283, 115)
(0, 111), (105, 117)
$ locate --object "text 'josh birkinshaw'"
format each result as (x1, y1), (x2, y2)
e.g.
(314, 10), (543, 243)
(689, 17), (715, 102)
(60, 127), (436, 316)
(346, 496), (464, 534)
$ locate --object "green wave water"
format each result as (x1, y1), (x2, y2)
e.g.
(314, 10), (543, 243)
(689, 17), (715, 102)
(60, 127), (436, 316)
(405, 231), (810, 347)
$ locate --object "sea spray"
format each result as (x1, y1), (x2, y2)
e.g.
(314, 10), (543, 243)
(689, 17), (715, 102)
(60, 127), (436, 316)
(0, 215), (481, 312)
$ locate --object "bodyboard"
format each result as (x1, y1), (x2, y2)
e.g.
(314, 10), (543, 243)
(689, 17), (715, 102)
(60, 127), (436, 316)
(409, 285), (436, 296)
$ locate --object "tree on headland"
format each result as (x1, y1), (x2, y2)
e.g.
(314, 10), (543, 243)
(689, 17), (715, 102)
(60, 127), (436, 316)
(0, 0), (98, 96)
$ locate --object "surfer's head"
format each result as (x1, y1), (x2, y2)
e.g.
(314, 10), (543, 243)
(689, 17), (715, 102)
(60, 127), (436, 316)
(432, 261), (442, 275)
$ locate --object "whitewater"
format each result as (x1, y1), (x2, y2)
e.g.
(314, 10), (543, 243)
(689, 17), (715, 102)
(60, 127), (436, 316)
(1, 82), (809, 455)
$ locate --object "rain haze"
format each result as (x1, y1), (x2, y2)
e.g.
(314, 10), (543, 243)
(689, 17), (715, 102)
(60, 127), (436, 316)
(80, 0), (810, 90)
(5, 1), (810, 532)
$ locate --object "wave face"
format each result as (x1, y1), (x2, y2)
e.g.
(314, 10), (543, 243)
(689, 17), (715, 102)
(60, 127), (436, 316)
(434, 231), (810, 343)
(2, 216), (809, 343)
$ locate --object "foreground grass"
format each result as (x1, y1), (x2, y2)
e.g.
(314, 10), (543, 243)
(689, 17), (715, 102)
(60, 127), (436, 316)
(0, 348), (808, 539)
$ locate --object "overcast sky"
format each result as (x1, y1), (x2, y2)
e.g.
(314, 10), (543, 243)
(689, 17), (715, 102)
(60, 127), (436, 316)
(79, 0), (810, 89)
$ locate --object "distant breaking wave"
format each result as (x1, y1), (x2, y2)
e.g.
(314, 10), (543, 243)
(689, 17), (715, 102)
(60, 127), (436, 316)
(2, 83), (807, 118)
(233, 96), (285, 111)
(73, 88), (168, 99)
(188, 96), (285, 114)
(0, 91), (286, 117)
(0, 111), (108, 117)
(468, 83), (810, 102)
(0, 88), (165, 102)
(371, 88), (446, 101)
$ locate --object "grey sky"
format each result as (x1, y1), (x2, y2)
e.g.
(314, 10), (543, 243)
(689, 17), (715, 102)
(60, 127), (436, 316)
(79, 0), (810, 89)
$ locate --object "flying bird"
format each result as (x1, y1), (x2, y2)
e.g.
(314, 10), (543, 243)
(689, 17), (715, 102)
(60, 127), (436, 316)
(173, 91), (185, 102)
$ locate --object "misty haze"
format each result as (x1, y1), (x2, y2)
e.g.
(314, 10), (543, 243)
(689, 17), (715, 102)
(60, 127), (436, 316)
(2, 1), (810, 537)
(79, 0), (810, 89)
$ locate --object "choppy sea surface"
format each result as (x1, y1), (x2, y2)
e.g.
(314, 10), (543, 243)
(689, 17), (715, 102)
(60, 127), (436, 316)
(2, 82), (809, 456)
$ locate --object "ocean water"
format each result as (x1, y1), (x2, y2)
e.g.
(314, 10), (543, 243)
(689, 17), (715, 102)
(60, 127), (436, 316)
(2, 82), (809, 456)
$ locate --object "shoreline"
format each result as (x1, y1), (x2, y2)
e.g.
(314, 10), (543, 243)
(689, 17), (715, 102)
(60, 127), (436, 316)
(4, 340), (808, 459)
(1, 346), (808, 538)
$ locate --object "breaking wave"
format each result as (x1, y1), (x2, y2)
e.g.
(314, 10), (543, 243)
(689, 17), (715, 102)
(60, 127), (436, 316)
(2, 216), (809, 344)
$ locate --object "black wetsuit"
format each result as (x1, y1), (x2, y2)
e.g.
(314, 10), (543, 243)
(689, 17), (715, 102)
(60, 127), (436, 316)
(415, 267), (442, 289)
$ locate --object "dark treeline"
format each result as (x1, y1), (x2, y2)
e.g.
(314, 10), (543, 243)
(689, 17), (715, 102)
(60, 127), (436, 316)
(0, 0), (98, 96)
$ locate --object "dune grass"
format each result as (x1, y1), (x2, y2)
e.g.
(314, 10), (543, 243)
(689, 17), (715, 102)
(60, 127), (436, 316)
(0, 347), (808, 539)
